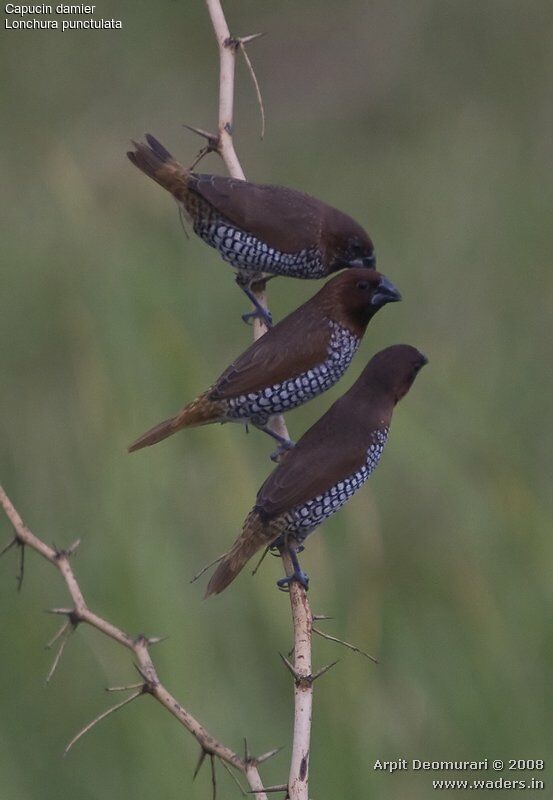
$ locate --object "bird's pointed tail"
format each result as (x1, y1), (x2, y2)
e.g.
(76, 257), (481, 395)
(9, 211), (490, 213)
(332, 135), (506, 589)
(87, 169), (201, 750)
(205, 511), (282, 597)
(128, 394), (225, 453)
(127, 134), (190, 199)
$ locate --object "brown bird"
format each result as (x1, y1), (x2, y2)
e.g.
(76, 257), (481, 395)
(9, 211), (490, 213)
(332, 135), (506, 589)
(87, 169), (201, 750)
(128, 269), (401, 459)
(128, 135), (376, 325)
(206, 344), (427, 596)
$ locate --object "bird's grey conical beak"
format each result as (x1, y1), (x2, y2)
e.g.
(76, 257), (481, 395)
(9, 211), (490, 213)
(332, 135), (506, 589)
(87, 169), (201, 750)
(371, 276), (402, 306)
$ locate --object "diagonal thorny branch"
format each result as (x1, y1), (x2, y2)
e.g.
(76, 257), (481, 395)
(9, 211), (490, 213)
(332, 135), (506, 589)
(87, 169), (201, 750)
(202, 3), (314, 798)
(0, 485), (270, 799)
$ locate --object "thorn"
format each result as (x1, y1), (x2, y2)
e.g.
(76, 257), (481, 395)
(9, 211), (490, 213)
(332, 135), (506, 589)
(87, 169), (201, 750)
(45, 619), (70, 649)
(312, 627), (378, 664)
(239, 43), (266, 139)
(219, 758), (247, 796)
(106, 682), (145, 693)
(247, 785), (288, 794)
(279, 652), (299, 680)
(53, 541), (80, 559)
(311, 660), (340, 682)
(312, 614), (334, 621)
(182, 122), (219, 149)
(45, 623), (74, 684)
(244, 737), (251, 763)
(251, 546), (270, 576)
(210, 753), (217, 800)
(255, 746), (284, 765)
(0, 537), (17, 558)
(66, 539), (81, 556)
(190, 553), (225, 584)
(147, 635), (168, 646)
(193, 747), (207, 781)
(238, 32), (267, 45)
(45, 607), (74, 616)
(188, 146), (210, 171)
(16, 541), (25, 591)
(64, 689), (143, 755)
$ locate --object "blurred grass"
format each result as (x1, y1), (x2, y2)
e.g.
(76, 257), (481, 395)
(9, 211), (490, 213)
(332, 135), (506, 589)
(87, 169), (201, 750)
(1, 1), (552, 798)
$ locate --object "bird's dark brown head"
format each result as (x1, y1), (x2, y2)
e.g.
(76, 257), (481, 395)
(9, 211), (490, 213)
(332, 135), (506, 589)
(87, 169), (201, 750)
(358, 344), (428, 406)
(323, 210), (376, 271)
(318, 269), (401, 333)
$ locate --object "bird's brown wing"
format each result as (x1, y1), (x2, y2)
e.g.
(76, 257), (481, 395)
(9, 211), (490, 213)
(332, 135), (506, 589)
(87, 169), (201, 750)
(255, 401), (366, 517)
(210, 302), (331, 400)
(188, 174), (323, 253)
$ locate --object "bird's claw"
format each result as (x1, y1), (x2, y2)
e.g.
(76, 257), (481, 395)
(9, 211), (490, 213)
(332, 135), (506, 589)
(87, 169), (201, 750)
(238, 280), (274, 328)
(277, 570), (309, 592)
(269, 439), (295, 462)
(242, 307), (273, 328)
(273, 535), (309, 589)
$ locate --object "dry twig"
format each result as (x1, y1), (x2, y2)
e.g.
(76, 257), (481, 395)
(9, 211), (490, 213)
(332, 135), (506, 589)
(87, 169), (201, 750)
(0, 485), (269, 800)
(313, 626), (378, 664)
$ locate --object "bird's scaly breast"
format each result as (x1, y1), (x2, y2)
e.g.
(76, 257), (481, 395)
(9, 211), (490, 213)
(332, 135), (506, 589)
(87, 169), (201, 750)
(194, 217), (326, 278)
(283, 428), (389, 540)
(225, 321), (360, 425)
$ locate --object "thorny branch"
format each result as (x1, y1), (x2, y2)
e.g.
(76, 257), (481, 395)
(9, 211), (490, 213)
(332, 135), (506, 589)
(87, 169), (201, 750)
(203, 3), (314, 798)
(0, 485), (270, 799)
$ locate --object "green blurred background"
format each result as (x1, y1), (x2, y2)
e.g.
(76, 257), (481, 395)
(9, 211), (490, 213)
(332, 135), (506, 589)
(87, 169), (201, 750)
(1, 1), (552, 797)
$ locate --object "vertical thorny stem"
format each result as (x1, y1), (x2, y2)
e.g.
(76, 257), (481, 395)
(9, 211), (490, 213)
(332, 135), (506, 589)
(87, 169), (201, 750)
(204, 2), (314, 797)
(285, 552), (314, 798)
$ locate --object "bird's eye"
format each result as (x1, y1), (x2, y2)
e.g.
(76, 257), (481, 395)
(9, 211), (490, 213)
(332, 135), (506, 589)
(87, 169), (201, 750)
(356, 281), (369, 291)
